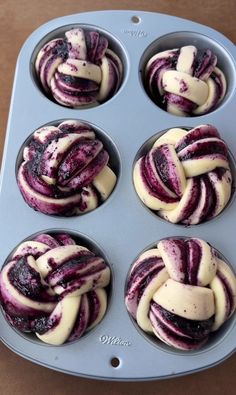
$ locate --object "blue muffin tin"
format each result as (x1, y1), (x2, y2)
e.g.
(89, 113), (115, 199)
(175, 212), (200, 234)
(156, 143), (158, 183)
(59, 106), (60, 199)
(0, 10), (236, 380)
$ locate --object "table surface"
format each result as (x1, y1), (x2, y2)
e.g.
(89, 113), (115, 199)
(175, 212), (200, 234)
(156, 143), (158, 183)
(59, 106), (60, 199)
(0, 0), (235, 394)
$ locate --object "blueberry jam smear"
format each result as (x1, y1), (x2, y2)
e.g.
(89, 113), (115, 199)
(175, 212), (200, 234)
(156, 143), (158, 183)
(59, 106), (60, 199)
(8, 257), (45, 300)
(87, 290), (100, 327)
(150, 311), (209, 348)
(52, 40), (68, 60)
(186, 239), (202, 285)
(151, 302), (214, 339)
(126, 256), (162, 292)
(6, 314), (34, 332)
(33, 314), (60, 335)
(179, 141), (227, 161)
(137, 267), (164, 303)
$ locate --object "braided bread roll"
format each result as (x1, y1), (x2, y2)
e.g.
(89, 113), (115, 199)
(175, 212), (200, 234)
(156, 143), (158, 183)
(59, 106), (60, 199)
(145, 45), (226, 116)
(133, 124), (232, 224)
(17, 120), (117, 216)
(125, 238), (236, 350)
(0, 233), (110, 345)
(35, 28), (123, 107)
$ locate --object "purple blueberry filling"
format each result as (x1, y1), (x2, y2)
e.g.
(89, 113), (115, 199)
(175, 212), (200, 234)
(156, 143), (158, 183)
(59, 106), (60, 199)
(6, 314), (35, 332)
(137, 268), (164, 303)
(186, 239), (202, 285)
(46, 256), (104, 287)
(164, 93), (197, 113)
(179, 79), (188, 93)
(87, 290), (101, 327)
(178, 140), (227, 161)
(217, 272), (234, 316)
(126, 257), (163, 293)
(56, 74), (99, 92)
(194, 49), (217, 80)
(140, 156), (178, 204)
(150, 302), (214, 340)
(33, 314), (61, 335)
(37, 39), (67, 72)
(154, 148), (173, 188)
(8, 257), (45, 301)
(179, 178), (200, 220)
(69, 295), (89, 341)
(175, 125), (220, 153)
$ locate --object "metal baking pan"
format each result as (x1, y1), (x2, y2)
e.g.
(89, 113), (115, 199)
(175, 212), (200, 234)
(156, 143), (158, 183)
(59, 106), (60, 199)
(0, 10), (235, 381)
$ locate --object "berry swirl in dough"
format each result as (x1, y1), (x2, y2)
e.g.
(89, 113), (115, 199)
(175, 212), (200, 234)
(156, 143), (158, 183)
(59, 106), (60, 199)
(35, 28), (123, 107)
(0, 233), (110, 345)
(145, 45), (226, 116)
(17, 120), (117, 216)
(133, 124), (232, 224)
(125, 237), (236, 350)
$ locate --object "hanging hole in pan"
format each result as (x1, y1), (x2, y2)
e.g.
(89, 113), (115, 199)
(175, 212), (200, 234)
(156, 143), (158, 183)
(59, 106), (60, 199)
(131, 16), (141, 24)
(110, 357), (120, 368)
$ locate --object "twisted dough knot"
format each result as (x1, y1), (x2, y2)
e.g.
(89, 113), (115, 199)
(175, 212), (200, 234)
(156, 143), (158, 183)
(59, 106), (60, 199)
(125, 238), (236, 350)
(35, 28), (123, 107)
(134, 124), (232, 224)
(17, 120), (117, 216)
(0, 233), (110, 345)
(145, 45), (226, 116)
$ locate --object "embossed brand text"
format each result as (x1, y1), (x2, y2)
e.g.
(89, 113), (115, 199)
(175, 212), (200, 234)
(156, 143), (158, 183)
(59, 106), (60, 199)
(100, 335), (131, 346)
(122, 29), (148, 38)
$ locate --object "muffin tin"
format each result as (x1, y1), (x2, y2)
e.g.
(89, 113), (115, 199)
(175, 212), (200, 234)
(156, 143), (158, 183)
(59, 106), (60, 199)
(0, 10), (236, 381)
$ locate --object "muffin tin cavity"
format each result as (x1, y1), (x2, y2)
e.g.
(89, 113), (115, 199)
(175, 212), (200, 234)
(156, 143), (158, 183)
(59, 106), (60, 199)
(140, 31), (236, 116)
(133, 124), (236, 226)
(0, 229), (112, 346)
(15, 119), (120, 217)
(125, 237), (236, 355)
(31, 24), (128, 109)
